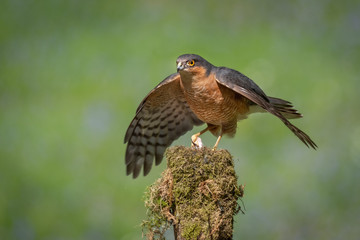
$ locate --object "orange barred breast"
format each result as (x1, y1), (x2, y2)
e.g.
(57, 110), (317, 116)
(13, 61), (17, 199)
(180, 70), (250, 127)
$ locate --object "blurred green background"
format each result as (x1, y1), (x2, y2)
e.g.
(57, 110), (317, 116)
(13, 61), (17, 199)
(1, 0), (359, 239)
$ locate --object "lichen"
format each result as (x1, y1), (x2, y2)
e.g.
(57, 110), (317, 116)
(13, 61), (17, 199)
(142, 146), (245, 240)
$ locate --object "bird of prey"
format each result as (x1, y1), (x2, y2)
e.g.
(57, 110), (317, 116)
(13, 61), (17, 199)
(124, 54), (317, 178)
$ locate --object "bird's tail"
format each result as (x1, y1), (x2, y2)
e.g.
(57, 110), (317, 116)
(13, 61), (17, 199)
(268, 97), (302, 119)
(266, 97), (317, 149)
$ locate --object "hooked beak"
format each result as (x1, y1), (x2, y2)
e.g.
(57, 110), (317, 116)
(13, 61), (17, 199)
(177, 61), (185, 72)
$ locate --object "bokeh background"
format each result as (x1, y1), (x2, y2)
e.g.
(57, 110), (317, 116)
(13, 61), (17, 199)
(1, 0), (359, 239)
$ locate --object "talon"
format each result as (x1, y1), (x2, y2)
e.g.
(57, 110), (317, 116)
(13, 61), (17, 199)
(192, 136), (203, 149)
(191, 139), (198, 148)
(191, 135), (199, 148)
(191, 127), (209, 149)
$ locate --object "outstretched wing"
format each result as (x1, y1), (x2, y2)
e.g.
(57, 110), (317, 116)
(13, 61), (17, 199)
(214, 67), (317, 149)
(124, 73), (204, 178)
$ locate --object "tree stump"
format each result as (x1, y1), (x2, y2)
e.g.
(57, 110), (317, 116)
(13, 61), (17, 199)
(142, 146), (244, 240)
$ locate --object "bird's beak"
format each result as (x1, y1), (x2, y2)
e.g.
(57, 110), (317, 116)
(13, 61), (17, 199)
(177, 61), (184, 72)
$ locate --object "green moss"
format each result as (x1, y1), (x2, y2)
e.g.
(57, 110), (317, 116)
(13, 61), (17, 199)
(142, 146), (244, 239)
(182, 223), (201, 240)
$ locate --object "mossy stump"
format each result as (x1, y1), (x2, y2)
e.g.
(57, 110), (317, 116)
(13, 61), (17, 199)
(143, 146), (244, 240)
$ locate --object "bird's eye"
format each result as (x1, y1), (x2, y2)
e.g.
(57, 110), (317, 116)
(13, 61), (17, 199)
(187, 60), (195, 66)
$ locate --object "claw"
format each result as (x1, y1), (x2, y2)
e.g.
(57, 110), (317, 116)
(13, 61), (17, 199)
(191, 135), (198, 148)
(192, 136), (203, 149)
(191, 126), (210, 149)
(191, 139), (198, 148)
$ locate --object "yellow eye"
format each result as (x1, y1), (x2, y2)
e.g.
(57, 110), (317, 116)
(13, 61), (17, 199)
(187, 60), (195, 66)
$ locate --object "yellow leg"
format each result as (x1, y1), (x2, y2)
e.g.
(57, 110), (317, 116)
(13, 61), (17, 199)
(212, 135), (222, 150)
(191, 126), (210, 147)
(212, 127), (223, 150)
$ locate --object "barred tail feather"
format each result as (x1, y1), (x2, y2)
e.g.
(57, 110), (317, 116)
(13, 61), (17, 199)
(269, 97), (302, 119)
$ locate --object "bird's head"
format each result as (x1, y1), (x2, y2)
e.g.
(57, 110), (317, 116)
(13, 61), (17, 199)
(176, 54), (213, 76)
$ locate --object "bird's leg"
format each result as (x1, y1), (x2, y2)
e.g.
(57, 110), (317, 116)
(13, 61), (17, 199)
(212, 127), (223, 150)
(191, 127), (210, 148)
